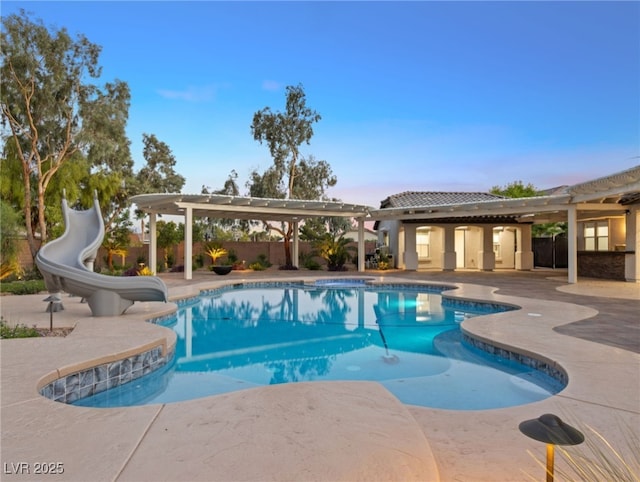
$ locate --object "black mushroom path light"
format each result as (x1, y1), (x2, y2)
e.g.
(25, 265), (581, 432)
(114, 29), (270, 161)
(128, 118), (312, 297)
(519, 413), (585, 482)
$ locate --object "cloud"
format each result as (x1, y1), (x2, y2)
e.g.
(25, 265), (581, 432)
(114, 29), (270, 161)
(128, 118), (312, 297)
(156, 85), (219, 102)
(261, 80), (282, 91)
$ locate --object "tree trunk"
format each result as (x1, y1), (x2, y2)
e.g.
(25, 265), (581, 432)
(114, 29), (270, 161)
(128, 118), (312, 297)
(37, 186), (47, 253)
(21, 160), (39, 261)
(283, 235), (292, 266)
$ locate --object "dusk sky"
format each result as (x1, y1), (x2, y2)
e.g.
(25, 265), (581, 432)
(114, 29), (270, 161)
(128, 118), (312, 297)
(3, 1), (639, 208)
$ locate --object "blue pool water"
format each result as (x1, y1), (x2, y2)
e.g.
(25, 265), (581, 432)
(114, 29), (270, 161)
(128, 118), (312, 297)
(74, 282), (565, 410)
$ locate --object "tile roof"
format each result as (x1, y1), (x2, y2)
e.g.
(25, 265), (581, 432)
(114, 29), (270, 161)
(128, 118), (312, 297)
(380, 191), (504, 208)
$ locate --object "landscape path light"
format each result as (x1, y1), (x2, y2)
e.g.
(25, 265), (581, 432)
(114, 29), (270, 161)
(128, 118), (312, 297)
(43, 294), (63, 331)
(519, 413), (584, 482)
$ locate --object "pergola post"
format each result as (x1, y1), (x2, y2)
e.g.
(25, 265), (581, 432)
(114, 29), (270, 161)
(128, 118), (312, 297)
(357, 217), (365, 272)
(184, 206), (193, 280)
(567, 205), (578, 284)
(292, 219), (299, 268)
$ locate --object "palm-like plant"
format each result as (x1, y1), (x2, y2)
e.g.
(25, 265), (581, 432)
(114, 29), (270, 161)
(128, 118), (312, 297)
(314, 234), (354, 271)
(137, 266), (154, 276)
(205, 246), (228, 266)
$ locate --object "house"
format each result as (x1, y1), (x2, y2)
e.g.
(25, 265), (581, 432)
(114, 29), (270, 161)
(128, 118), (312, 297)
(373, 191), (521, 271)
(370, 165), (640, 282)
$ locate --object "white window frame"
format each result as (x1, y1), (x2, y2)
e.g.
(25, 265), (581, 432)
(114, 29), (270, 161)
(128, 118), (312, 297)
(416, 229), (431, 260)
(584, 221), (609, 251)
(493, 230), (501, 260)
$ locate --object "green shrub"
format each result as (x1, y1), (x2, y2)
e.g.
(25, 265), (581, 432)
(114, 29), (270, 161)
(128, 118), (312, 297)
(227, 249), (239, 264)
(0, 319), (40, 339)
(23, 267), (44, 281)
(300, 251), (322, 270)
(255, 253), (271, 268)
(194, 253), (205, 269)
(248, 253), (271, 271)
(166, 253), (175, 268)
(304, 259), (322, 270)
(0, 279), (46, 295)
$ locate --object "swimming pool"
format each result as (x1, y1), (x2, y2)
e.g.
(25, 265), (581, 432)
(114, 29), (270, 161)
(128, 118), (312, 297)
(73, 281), (565, 409)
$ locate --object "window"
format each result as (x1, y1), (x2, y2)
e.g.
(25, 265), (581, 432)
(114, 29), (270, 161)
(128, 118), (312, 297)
(493, 230), (501, 259)
(417, 229), (430, 259)
(584, 221), (609, 251)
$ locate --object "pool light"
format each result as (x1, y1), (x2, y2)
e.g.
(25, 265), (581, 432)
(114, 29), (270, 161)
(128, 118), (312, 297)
(519, 413), (584, 482)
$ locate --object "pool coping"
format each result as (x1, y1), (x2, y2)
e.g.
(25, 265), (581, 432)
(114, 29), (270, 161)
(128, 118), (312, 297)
(1, 273), (638, 481)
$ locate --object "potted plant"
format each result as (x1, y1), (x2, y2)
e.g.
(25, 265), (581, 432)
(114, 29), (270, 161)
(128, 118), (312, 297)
(205, 245), (232, 275)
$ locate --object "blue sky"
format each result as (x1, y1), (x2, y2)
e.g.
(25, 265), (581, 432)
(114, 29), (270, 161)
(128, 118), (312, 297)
(4, 1), (639, 208)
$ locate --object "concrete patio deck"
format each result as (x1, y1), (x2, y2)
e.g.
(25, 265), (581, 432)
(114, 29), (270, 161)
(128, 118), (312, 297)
(1, 269), (638, 481)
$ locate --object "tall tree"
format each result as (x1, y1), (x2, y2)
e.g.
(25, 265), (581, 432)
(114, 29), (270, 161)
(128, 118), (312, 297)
(490, 180), (540, 198)
(249, 84), (336, 267)
(0, 10), (131, 259)
(156, 220), (183, 271)
(491, 180), (566, 236)
(136, 133), (185, 194)
(132, 133), (185, 238)
(83, 80), (135, 239)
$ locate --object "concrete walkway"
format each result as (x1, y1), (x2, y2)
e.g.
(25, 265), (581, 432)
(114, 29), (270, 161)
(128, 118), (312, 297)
(1, 269), (638, 481)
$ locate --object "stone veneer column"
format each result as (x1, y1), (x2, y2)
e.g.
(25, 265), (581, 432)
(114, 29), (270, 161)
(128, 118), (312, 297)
(515, 224), (534, 271)
(442, 225), (456, 271)
(479, 225), (495, 271)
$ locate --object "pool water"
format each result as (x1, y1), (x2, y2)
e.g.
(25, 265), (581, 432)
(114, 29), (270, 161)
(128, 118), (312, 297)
(73, 282), (565, 410)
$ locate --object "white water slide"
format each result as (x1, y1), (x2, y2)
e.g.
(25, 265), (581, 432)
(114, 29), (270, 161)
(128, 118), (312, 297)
(36, 193), (168, 317)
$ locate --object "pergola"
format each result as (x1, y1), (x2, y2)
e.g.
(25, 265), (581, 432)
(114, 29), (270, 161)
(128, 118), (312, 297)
(129, 193), (373, 279)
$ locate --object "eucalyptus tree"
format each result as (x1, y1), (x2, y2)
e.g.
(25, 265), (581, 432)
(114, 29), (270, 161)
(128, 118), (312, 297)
(132, 133), (186, 238)
(136, 133), (185, 194)
(249, 85), (337, 267)
(1, 10), (132, 259)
